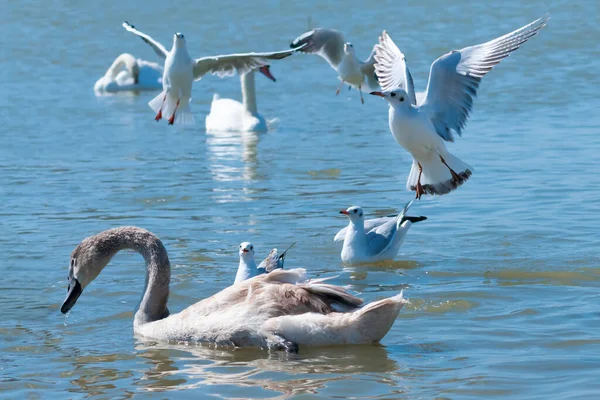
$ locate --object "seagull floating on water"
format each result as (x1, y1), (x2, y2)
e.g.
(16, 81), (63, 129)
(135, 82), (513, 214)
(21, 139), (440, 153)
(335, 200), (426, 264)
(370, 15), (549, 198)
(123, 22), (302, 125)
(290, 28), (379, 104)
(235, 241), (296, 284)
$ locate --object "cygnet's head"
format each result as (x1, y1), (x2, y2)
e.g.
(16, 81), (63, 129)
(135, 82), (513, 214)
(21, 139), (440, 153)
(343, 42), (355, 55)
(173, 32), (186, 47)
(370, 88), (410, 107)
(239, 242), (255, 259)
(340, 206), (364, 224)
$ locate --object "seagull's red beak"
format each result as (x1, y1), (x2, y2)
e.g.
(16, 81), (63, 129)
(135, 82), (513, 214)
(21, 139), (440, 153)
(242, 249), (249, 253)
(258, 65), (276, 82)
(339, 210), (349, 215)
(370, 91), (385, 98)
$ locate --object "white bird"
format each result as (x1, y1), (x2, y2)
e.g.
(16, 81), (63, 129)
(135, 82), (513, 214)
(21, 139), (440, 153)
(60, 227), (407, 352)
(336, 200), (426, 264)
(370, 15), (549, 198)
(205, 65), (277, 132)
(122, 22), (301, 125)
(290, 28), (379, 104)
(234, 241), (258, 284)
(94, 53), (163, 93)
(235, 241), (296, 284)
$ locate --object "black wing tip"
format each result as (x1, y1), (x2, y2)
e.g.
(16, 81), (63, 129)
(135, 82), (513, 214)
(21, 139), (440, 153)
(405, 216), (427, 224)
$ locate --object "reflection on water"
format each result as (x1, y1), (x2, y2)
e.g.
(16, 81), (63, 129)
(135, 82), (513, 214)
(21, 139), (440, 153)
(134, 342), (399, 396)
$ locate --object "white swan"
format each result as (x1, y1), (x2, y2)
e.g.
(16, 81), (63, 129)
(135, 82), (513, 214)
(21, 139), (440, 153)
(94, 53), (163, 93)
(205, 65), (277, 133)
(60, 227), (407, 352)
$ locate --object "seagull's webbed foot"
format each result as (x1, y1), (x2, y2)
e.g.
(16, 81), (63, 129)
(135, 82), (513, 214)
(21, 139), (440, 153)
(168, 99), (180, 126)
(439, 155), (464, 185)
(336, 80), (344, 96)
(155, 110), (162, 121)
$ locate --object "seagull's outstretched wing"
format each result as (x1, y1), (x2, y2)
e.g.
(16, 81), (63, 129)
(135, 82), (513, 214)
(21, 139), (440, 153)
(366, 200), (417, 257)
(360, 46), (380, 91)
(421, 14), (549, 142)
(122, 22), (169, 60)
(373, 31), (416, 105)
(193, 48), (300, 80)
(290, 28), (345, 70)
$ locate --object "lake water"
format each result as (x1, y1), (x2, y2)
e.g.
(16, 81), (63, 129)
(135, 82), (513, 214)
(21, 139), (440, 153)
(1, 0), (599, 398)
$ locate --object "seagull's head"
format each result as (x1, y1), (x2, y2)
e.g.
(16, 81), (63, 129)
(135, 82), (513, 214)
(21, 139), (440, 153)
(343, 42), (355, 55)
(239, 242), (255, 260)
(340, 206), (364, 224)
(258, 65), (276, 82)
(173, 32), (186, 47)
(370, 89), (409, 107)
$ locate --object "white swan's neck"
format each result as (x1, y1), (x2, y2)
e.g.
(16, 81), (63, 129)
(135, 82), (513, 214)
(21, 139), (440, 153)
(106, 53), (136, 80)
(93, 227), (171, 326)
(235, 255), (257, 284)
(241, 71), (258, 116)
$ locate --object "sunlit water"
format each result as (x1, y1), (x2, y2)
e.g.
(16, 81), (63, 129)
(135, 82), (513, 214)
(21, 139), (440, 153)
(1, 0), (599, 398)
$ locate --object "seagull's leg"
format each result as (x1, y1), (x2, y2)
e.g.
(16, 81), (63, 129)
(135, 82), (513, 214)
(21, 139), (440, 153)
(439, 155), (463, 184)
(415, 162), (424, 200)
(155, 93), (167, 121)
(359, 85), (364, 104)
(335, 80), (344, 95)
(168, 99), (180, 125)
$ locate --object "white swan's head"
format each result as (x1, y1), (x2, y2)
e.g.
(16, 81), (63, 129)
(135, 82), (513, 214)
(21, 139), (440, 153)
(60, 236), (113, 314)
(340, 206), (364, 224)
(343, 42), (355, 55)
(370, 89), (410, 108)
(173, 32), (186, 48)
(239, 242), (255, 260)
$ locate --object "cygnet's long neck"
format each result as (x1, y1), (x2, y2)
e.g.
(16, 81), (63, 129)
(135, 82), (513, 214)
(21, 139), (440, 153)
(92, 227), (170, 326)
(235, 254), (257, 284)
(241, 71), (258, 116)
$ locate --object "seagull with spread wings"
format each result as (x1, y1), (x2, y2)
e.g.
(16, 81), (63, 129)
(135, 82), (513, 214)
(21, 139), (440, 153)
(290, 29), (379, 104)
(370, 15), (549, 198)
(123, 22), (302, 125)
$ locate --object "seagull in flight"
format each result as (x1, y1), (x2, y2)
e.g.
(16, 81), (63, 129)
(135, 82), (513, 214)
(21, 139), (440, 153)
(290, 28), (379, 104)
(370, 15), (549, 198)
(123, 22), (302, 125)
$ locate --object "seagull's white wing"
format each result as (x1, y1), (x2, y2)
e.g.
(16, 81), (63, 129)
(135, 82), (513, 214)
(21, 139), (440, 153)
(290, 28), (346, 70)
(257, 249), (280, 274)
(366, 200), (415, 257)
(373, 31), (416, 105)
(360, 45), (380, 91)
(193, 48), (299, 80)
(122, 22), (169, 60)
(422, 14), (549, 142)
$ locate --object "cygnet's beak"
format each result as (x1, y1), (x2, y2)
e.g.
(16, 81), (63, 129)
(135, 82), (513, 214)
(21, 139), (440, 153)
(258, 65), (276, 82)
(61, 276), (82, 314)
(339, 210), (349, 215)
(370, 91), (385, 98)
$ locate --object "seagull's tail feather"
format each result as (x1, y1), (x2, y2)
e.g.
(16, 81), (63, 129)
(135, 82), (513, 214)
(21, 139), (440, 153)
(175, 104), (195, 125)
(148, 90), (166, 114)
(408, 150), (472, 196)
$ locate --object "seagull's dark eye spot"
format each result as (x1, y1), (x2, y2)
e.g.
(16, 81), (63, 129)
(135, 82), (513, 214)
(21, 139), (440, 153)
(400, 97), (404, 102)
(353, 209), (358, 214)
(391, 92), (396, 98)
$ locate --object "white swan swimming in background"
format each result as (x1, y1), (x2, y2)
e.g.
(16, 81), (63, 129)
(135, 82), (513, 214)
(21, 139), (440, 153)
(94, 53), (163, 93)
(205, 65), (277, 133)
(60, 227), (407, 352)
